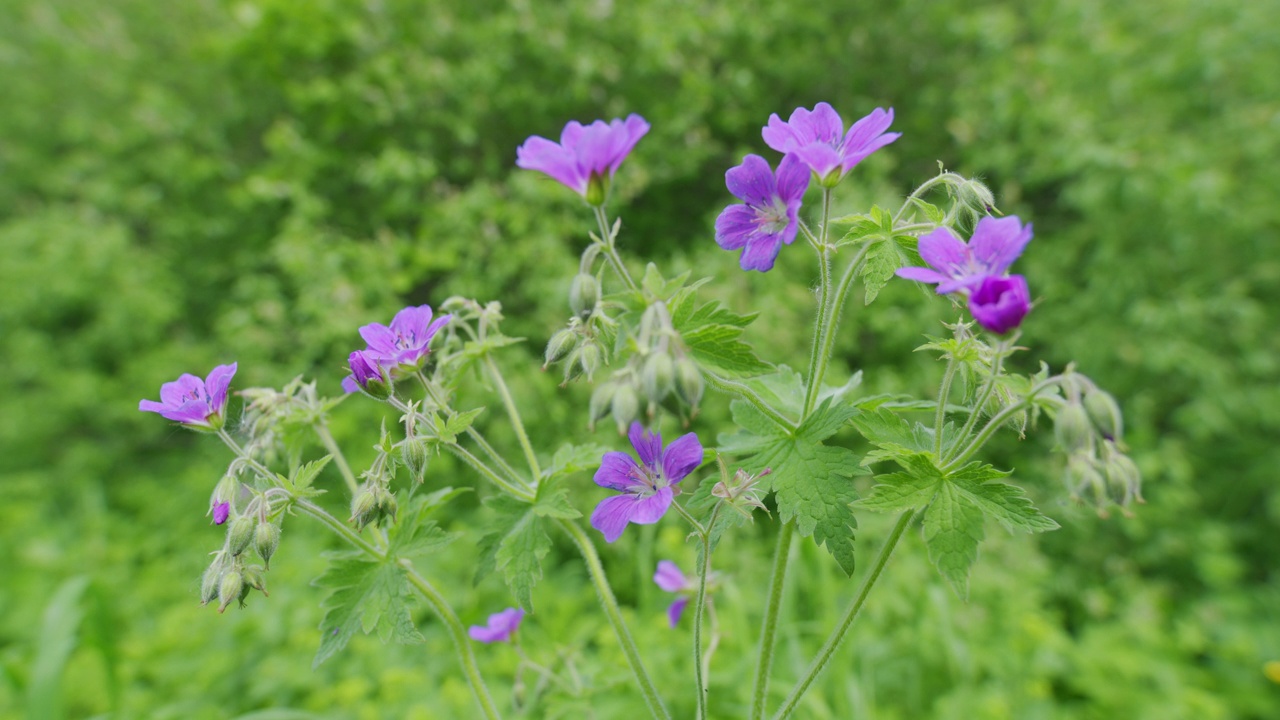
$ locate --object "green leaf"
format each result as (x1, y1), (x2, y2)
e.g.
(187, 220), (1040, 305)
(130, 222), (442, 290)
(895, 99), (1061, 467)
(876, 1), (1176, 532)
(313, 553), (424, 668)
(853, 472), (940, 513)
(669, 288), (772, 377)
(439, 407), (485, 442)
(283, 455), (332, 495)
(542, 442), (609, 481)
(861, 237), (912, 305)
(474, 496), (552, 610)
(796, 396), (860, 444)
(922, 482), (984, 599)
(532, 485), (582, 519)
(949, 463), (1059, 533)
(640, 263), (691, 300)
(387, 488), (466, 560)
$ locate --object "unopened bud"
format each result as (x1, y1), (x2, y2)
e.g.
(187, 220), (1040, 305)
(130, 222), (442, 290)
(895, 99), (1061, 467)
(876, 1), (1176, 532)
(544, 328), (579, 368)
(674, 358), (704, 408)
(351, 489), (378, 530)
(218, 570), (243, 613)
(589, 382), (617, 430)
(200, 564), (222, 606)
(212, 474), (240, 507)
(957, 177), (997, 215)
(400, 438), (431, 478)
(1054, 403), (1094, 455)
(641, 352), (675, 403)
(242, 564), (269, 596)
(1064, 455), (1107, 507)
(1083, 390), (1123, 442)
(255, 522), (281, 567)
(578, 343), (602, 380)
(376, 488), (399, 524)
(1103, 448), (1143, 507)
(227, 515), (255, 556)
(569, 274), (601, 318)
(612, 383), (640, 434)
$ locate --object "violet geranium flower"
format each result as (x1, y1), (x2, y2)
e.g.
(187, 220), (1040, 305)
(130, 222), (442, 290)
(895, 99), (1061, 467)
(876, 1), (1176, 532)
(139, 363), (238, 430)
(591, 422), (703, 543)
(516, 114), (650, 206)
(895, 216), (1034, 295)
(762, 103), (901, 186)
(468, 607), (525, 643)
(358, 305), (451, 370)
(340, 349), (391, 398)
(968, 274), (1031, 334)
(654, 560), (695, 627)
(714, 154), (810, 272)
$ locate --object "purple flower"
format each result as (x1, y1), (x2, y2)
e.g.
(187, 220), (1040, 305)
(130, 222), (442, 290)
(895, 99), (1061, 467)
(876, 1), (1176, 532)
(762, 104), (900, 186)
(896, 216), (1033, 295)
(968, 274), (1031, 334)
(654, 560), (695, 627)
(212, 502), (231, 526)
(516, 115), (650, 205)
(341, 349), (390, 397)
(468, 607), (525, 643)
(590, 422), (703, 543)
(139, 363), (238, 429)
(359, 305), (451, 370)
(714, 154), (810, 272)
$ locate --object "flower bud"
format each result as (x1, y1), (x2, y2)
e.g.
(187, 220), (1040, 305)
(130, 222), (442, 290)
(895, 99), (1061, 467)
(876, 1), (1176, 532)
(200, 564), (222, 606)
(255, 522), (281, 567)
(400, 438), (431, 479)
(351, 489), (378, 530)
(589, 382), (617, 430)
(227, 515), (255, 556)
(569, 273), (601, 319)
(544, 328), (579, 368)
(211, 501), (231, 526)
(218, 570), (243, 613)
(957, 177), (997, 215)
(1054, 403), (1094, 455)
(1083, 390), (1123, 442)
(1102, 447), (1143, 507)
(561, 348), (584, 384)
(641, 352), (675, 403)
(1064, 455), (1106, 506)
(674, 358), (704, 408)
(242, 564), (269, 596)
(578, 343), (602, 380)
(611, 383), (640, 434)
(376, 488), (399, 524)
(212, 474), (240, 508)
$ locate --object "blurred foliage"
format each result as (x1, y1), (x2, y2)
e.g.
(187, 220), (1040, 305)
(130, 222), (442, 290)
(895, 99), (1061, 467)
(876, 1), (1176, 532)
(1, 0), (1277, 717)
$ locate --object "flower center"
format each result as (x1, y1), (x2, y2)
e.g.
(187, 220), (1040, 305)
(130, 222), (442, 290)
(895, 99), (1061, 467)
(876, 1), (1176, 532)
(754, 198), (790, 235)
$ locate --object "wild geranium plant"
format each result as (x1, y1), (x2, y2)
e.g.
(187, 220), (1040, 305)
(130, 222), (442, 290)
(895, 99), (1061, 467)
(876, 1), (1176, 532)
(141, 104), (1141, 719)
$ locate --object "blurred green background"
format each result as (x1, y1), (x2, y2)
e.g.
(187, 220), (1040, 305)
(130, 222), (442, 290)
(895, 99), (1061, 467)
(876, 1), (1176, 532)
(2, 0), (1277, 717)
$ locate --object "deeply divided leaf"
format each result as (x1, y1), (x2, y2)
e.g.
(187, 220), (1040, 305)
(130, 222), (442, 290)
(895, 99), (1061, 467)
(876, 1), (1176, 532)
(313, 554), (424, 668)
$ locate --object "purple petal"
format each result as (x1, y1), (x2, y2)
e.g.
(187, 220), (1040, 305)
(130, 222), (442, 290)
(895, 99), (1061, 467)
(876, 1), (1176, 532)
(213, 502), (231, 525)
(159, 374), (203, 407)
(790, 144), (843, 179)
(838, 107), (901, 172)
(391, 305), (433, 341)
(138, 399), (169, 415)
(608, 114), (651, 173)
(773, 153), (811, 202)
(738, 234), (784, 272)
(591, 495), (641, 543)
(164, 399), (215, 425)
(917, 227), (969, 273)
(359, 323), (398, 355)
(801, 102), (844, 144)
(469, 607), (525, 643)
(969, 216), (1032, 275)
(762, 113), (803, 153)
(724, 155), (777, 207)
(653, 560), (688, 592)
(660, 432), (703, 484)
(516, 135), (587, 194)
(594, 451), (646, 491)
(627, 487), (674, 525)
(895, 266), (950, 285)
(425, 313), (452, 342)
(714, 204), (759, 250)
(203, 363), (237, 415)
(667, 597), (690, 628)
(341, 375), (360, 394)
(628, 422), (663, 468)
(969, 274), (1031, 334)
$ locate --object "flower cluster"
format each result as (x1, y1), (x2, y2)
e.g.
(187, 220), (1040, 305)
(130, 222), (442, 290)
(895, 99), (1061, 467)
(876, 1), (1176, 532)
(716, 103), (900, 272)
(341, 305), (452, 395)
(896, 216), (1034, 334)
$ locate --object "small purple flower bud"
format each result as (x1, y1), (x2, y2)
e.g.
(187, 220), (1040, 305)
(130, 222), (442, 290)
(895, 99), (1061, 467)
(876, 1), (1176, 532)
(343, 350), (391, 399)
(968, 274), (1031, 334)
(212, 501), (231, 526)
(469, 607), (526, 643)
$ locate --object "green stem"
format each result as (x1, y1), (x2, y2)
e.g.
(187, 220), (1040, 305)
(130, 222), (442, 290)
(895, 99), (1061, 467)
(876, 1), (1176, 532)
(294, 498), (383, 557)
(216, 430), (278, 485)
(893, 173), (958, 224)
(934, 358), (960, 457)
(943, 375), (1068, 471)
(770, 510), (918, 720)
(703, 372), (797, 434)
(693, 505), (721, 720)
(414, 371), (527, 487)
(403, 563), (503, 720)
(313, 422), (360, 495)
(749, 521), (794, 720)
(483, 355), (542, 482)
(669, 499), (707, 537)
(445, 444), (536, 502)
(952, 339), (1010, 455)
(801, 190), (835, 417)
(557, 519), (671, 719)
(594, 205), (639, 294)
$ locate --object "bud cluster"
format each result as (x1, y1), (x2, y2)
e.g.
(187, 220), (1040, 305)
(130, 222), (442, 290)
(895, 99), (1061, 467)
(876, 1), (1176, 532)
(1054, 373), (1142, 515)
(201, 492), (282, 612)
(351, 424), (401, 530)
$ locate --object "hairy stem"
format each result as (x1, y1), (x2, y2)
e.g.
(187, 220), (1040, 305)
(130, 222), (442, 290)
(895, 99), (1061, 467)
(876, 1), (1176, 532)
(704, 372), (797, 434)
(771, 510), (918, 720)
(594, 205), (639, 294)
(952, 339), (1010, 455)
(801, 189), (835, 417)
(313, 422), (360, 495)
(693, 504), (722, 720)
(943, 374), (1068, 471)
(557, 519), (670, 719)
(444, 444), (536, 502)
(934, 358), (960, 456)
(483, 355), (542, 483)
(750, 521), (794, 720)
